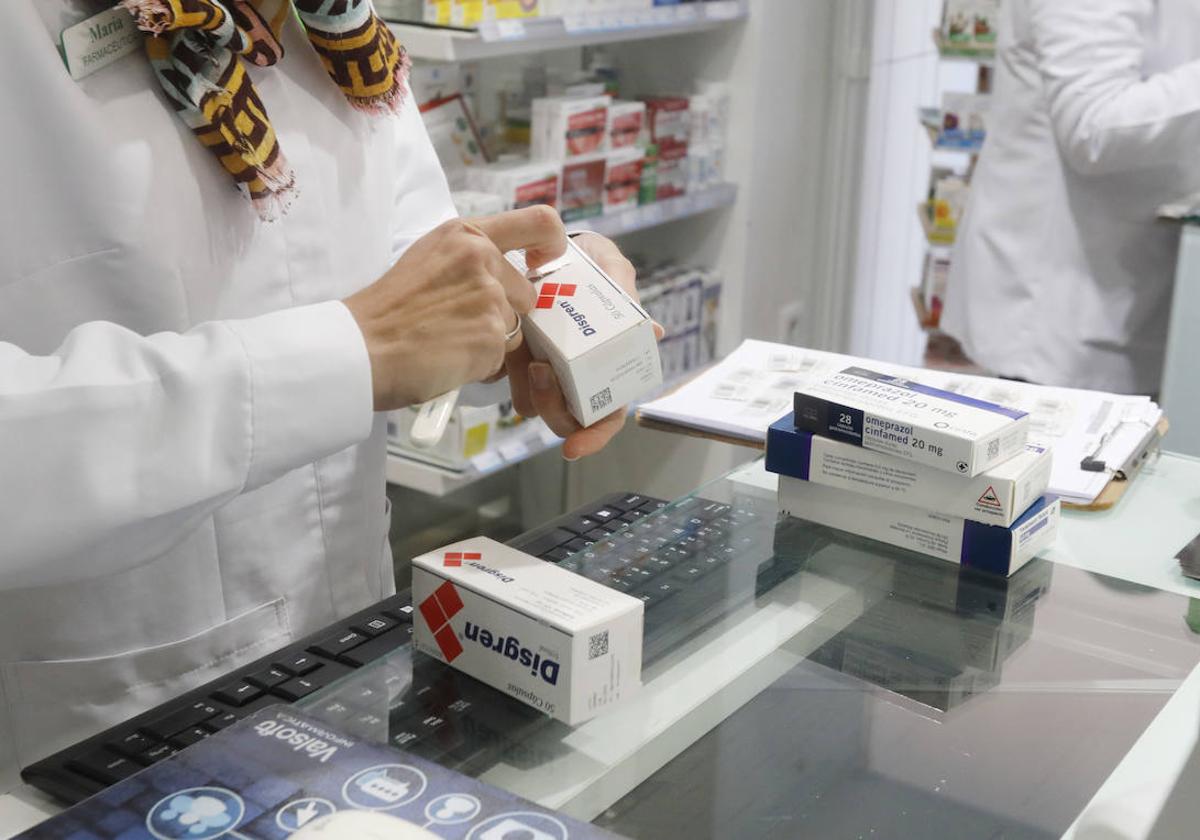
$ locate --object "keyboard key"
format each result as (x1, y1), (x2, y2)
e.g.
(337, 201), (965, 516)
(354, 615), (399, 637)
(543, 547), (572, 563)
(68, 750), (140, 785)
(275, 653), (321, 676)
(246, 667), (290, 690)
(108, 731), (154, 759)
(138, 743), (178, 765)
(562, 516), (600, 536)
(601, 521), (624, 533)
(516, 527), (577, 557)
(565, 538), (590, 553)
(559, 558), (583, 573)
(620, 494), (649, 509)
(639, 500), (667, 513)
(381, 604), (415, 623)
(170, 727), (211, 748)
(590, 507), (620, 523)
(206, 712), (242, 731)
(141, 701), (219, 740)
(310, 630), (368, 660)
(620, 510), (647, 523)
(211, 681), (264, 708)
(341, 632), (406, 667)
(584, 528), (610, 542)
(275, 675), (323, 701)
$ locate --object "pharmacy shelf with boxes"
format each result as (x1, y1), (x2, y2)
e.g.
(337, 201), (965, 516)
(386, 19), (743, 495)
(914, 0), (994, 369)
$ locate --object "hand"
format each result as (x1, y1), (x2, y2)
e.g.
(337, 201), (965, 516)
(343, 206), (567, 410)
(506, 232), (665, 461)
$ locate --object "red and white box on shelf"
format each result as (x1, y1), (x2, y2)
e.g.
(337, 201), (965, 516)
(655, 142), (689, 200)
(412, 536), (643, 725)
(532, 94), (610, 161)
(559, 152), (608, 222)
(642, 95), (691, 148)
(607, 100), (646, 149)
(466, 159), (560, 211)
(604, 146), (645, 214)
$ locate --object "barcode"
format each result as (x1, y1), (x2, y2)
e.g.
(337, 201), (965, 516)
(589, 630), (609, 660)
(590, 387), (613, 413)
(987, 438), (1000, 460)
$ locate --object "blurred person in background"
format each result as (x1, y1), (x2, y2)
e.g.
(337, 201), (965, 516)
(943, 0), (1200, 395)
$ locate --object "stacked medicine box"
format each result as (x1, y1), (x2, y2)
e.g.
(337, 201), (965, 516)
(764, 367), (1060, 576)
(637, 263), (722, 383)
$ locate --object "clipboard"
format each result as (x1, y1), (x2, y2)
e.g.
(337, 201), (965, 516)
(1062, 417), (1169, 512)
(637, 408), (1171, 514)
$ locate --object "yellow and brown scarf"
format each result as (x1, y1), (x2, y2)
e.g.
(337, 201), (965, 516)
(122, 0), (409, 220)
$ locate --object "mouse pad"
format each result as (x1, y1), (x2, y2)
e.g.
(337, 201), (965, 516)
(18, 706), (624, 840)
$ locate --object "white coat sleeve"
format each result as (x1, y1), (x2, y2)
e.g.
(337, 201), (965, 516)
(0, 301), (373, 590)
(387, 83), (510, 409)
(1031, 0), (1200, 176)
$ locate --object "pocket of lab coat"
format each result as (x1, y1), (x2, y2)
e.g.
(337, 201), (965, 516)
(2, 598), (292, 767)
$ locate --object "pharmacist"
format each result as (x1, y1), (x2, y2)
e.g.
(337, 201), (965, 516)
(942, 0), (1200, 395)
(0, 2), (643, 787)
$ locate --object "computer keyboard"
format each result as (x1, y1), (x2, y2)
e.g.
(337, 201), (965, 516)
(21, 489), (777, 806)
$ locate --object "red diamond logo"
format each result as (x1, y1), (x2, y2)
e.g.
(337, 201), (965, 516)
(536, 282), (577, 309)
(419, 580), (466, 662)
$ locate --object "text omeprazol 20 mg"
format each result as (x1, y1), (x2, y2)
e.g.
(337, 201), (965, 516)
(519, 239), (663, 427)
(793, 367), (1029, 477)
(412, 537), (643, 725)
(766, 413), (1052, 527)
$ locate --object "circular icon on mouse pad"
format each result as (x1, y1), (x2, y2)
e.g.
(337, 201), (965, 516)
(146, 787), (245, 839)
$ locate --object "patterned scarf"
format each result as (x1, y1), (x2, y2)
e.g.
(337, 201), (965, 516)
(121, 0), (410, 220)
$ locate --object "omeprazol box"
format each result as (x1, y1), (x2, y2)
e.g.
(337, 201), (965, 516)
(413, 537), (643, 725)
(520, 238), (663, 426)
(793, 366), (1029, 477)
(767, 412), (1052, 527)
(778, 477), (1060, 577)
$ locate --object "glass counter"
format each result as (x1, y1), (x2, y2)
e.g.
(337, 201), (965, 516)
(300, 458), (1200, 839)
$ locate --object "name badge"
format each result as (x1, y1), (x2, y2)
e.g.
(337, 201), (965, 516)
(60, 5), (144, 81)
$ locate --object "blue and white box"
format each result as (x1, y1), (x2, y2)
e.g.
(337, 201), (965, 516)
(792, 366), (1029, 477)
(776, 476), (1060, 577)
(767, 413), (1052, 527)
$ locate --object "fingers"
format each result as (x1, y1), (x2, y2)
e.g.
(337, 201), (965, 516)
(571, 232), (637, 296)
(526, 361), (629, 460)
(528, 362), (580, 441)
(490, 246), (537, 315)
(470, 205), (569, 270)
(503, 310), (524, 355)
(563, 410), (627, 461)
(506, 342), (537, 418)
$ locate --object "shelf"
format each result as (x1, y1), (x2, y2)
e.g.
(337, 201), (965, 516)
(566, 182), (737, 238)
(387, 1), (747, 62)
(932, 30), (996, 64)
(386, 418), (563, 497)
(917, 201), (956, 246)
(385, 369), (708, 496)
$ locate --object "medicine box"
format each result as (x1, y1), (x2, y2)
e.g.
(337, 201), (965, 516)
(608, 100), (646, 149)
(559, 152), (607, 222)
(532, 95), (610, 160)
(466, 159), (560, 210)
(792, 366), (1029, 477)
(778, 476), (1060, 577)
(412, 537), (643, 725)
(655, 142), (689, 200)
(604, 146), (645, 214)
(766, 413), (1051, 527)
(642, 96), (691, 148)
(520, 238), (663, 427)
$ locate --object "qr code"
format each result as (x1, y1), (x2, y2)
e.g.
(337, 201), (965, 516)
(590, 387), (613, 413)
(588, 630), (609, 660)
(987, 438), (1000, 460)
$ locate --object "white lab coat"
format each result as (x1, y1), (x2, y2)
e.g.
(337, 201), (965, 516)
(0, 2), (456, 788)
(941, 0), (1200, 395)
